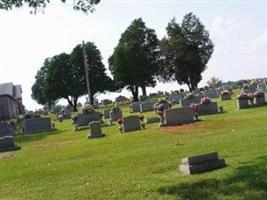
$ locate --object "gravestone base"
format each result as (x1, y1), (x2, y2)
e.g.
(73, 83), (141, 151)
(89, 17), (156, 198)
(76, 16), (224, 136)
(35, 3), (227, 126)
(179, 152), (226, 175)
(145, 117), (160, 124)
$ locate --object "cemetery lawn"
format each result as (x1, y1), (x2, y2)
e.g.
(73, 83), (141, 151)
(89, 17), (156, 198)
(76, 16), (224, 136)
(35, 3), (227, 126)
(1, 98), (267, 200)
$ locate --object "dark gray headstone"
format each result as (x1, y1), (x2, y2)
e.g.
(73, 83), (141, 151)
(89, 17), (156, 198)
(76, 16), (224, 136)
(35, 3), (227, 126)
(140, 101), (154, 113)
(257, 83), (266, 93)
(0, 136), (16, 151)
(0, 122), (15, 137)
(23, 118), (52, 134)
(180, 97), (201, 108)
(198, 102), (219, 115)
(237, 99), (249, 109)
(131, 102), (141, 112)
(254, 96), (266, 106)
(179, 152), (226, 175)
(204, 90), (220, 98)
(109, 110), (123, 123)
(88, 121), (105, 138)
(122, 116), (142, 133)
(75, 113), (100, 130)
(164, 108), (194, 126)
(103, 109), (110, 119)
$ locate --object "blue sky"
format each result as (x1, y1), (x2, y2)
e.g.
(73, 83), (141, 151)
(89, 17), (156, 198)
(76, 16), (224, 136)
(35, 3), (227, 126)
(0, 0), (266, 109)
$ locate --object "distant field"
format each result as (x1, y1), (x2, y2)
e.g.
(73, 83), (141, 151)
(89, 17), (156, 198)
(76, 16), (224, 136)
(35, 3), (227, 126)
(1, 95), (267, 200)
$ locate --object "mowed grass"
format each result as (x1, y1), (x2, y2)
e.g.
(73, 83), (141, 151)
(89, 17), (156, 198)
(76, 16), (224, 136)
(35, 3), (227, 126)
(1, 96), (267, 200)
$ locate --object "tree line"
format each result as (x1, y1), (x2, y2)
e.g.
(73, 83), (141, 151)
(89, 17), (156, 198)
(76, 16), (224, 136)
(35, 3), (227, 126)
(32, 13), (214, 111)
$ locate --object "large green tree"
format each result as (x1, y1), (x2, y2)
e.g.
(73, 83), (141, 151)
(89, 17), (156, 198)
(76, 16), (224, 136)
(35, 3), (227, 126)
(32, 42), (114, 110)
(109, 18), (160, 101)
(159, 13), (214, 91)
(70, 42), (115, 105)
(31, 58), (54, 108)
(44, 53), (81, 111)
(0, 0), (100, 13)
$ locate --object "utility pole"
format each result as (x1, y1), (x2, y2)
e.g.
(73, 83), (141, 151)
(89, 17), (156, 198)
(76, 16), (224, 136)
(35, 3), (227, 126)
(82, 41), (91, 105)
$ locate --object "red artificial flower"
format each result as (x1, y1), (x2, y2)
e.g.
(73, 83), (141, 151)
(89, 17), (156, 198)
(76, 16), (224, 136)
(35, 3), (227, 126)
(117, 118), (123, 125)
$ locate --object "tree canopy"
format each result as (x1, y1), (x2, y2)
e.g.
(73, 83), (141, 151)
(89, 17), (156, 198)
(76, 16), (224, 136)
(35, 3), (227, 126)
(0, 0), (100, 13)
(109, 18), (160, 101)
(32, 41), (114, 110)
(159, 13), (214, 91)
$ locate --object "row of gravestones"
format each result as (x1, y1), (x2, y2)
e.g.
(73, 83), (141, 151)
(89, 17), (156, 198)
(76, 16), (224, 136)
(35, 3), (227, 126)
(0, 118), (54, 151)
(0, 122), (17, 152)
(237, 94), (266, 109)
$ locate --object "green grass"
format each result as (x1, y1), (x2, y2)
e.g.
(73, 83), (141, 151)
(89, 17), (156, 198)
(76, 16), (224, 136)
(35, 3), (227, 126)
(1, 96), (267, 200)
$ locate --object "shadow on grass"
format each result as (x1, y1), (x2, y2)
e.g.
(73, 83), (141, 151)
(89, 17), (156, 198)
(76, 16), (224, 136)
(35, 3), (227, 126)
(15, 129), (65, 144)
(158, 156), (267, 200)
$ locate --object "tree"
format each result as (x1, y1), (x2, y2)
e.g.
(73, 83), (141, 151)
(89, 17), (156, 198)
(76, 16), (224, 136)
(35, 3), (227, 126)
(0, 0), (100, 13)
(109, 18), (160, 101)
(71, 42), (115, 105)
(44, 53), (81, 111)
(207, 76), (222, 88)
(159, 13), (214, 91)
(31, 58), (55, 109)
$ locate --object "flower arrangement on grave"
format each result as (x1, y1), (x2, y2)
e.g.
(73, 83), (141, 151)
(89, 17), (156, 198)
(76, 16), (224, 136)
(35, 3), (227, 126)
(117, 117), (123, 133)
(190, 103), (199, 120)
(82, 103), (95, 114)
(237, 93), (249, 100)
(253, 91), (265, 98)
(139, 114), (146, 129)
(200, 97), (212, 104)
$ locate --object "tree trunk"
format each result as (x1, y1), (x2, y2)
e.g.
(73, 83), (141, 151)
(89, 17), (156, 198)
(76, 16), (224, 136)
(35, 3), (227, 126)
(66, 96), (78, 112)
(89, 94), (94, 106)
(129, 86), (139, 102)
(141, 85), (147, 96)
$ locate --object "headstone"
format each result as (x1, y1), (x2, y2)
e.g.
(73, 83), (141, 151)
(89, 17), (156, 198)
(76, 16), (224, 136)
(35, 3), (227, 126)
(140, 101), (154, 113)
(0, 136), (16, 151)
(122, 116), (142, 133)
(257, 83), (266, 93)
(204, 90), (219, 98)
(254, 95), (266, 106)
(179, 152), (226, 175)
(237, 99), (249, 109)
(180, 96), (201, 108)
(221, 93), (231, 101)
(23, 118), (52, 134)
(139, 95), (149, 101)
(88, 121), (105, 138)
(0, 122), (15, 137)
(75, 113), (100, 131)
(145, 117), (160, 124)
(131, 102), (141, 112)
(103, 109), (110, 119)
(168, 94), (182, 104)
(109, 110), (123, 124)
(197, 102), (219, 115)
(164, 108), (194, 126)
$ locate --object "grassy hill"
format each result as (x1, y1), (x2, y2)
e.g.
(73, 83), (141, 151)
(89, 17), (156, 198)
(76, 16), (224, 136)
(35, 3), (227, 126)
(1, 96), (267, 200)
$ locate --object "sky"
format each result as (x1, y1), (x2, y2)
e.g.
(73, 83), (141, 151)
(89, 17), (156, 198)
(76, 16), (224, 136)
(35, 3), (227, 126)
(0, 0), (266, 110)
